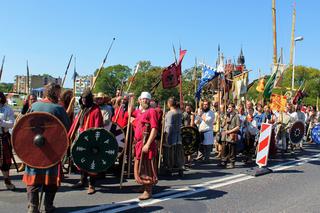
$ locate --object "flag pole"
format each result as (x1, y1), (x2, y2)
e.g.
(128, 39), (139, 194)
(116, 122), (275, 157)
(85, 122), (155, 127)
(194, 58), (198, 110)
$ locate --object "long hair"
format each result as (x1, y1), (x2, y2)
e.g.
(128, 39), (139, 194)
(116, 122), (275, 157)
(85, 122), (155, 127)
(44, 83), (61, 104)
(60, 89), (73, 110)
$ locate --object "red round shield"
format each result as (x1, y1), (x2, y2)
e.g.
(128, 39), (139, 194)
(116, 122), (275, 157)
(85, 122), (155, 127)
(12, 112), (68, 169)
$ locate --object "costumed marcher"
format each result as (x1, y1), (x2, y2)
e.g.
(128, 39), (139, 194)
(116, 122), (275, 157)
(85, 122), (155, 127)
(0, 92), (16, 191)
(253, 103), (266, 131)
(132, 92), (158, 200)
(195, 100), (214, 163)
(22, 83), (71, 213)
(219, 103), (240, 168)
(163, 97), (184, 176)
(60, 89), (75, 123)
(21, 94), (38, 115)
(94, 92), (113, 127)
(112, 95), (129, 128)
(182, 103), (195, 167)
(243, 107), (258, 163)
(275, 106), (291, 153)
(182, 103), (195, 127)
(68, 88), (104, 195)
(290, 104), (306, 150)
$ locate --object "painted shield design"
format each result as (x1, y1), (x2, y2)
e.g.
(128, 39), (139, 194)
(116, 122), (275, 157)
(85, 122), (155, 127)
(311, 124), (320, 144)
(289, 120), (306, 144)
(104, 122), (125, 158)
(11, 112), (68, 169)
(181, 126), (200, 155)
(72, 128), (118, 173)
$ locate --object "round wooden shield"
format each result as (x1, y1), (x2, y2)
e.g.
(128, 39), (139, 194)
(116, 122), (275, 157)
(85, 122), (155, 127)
(12, 112), (68, 169)
(181, 126), (200, 155)
(72, 128), (118, 173)
(289, 120), (306, 144)
(104, 122), (125, 158)
(311, 124), (320, 144)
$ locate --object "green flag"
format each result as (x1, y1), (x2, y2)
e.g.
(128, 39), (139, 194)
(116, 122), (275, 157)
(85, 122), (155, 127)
(263, 59), (280, 100)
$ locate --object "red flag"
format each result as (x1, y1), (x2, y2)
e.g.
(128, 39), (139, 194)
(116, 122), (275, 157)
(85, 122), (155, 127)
(162, 63), (180, 89)
(178, 49), (187, 64)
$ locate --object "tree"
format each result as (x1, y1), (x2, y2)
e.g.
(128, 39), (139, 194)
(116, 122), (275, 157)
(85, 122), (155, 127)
(93, 64), (132, 96)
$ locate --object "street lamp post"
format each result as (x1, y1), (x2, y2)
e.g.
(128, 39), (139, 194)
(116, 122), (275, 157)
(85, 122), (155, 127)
(292, 36), (304, 90)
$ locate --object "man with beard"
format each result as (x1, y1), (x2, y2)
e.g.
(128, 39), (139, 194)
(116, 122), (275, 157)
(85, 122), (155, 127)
(23, 83), (70, 213)
(163, 96), (184, 176)
(0, 92), (16, 191)
(219, 103), (240, 168)
(132, 92), (158, 200)
(182, 103), (195, 127)
(195, 100), (214, 163)
(94, 92), (113, 127)
(68, 88), (103, 195)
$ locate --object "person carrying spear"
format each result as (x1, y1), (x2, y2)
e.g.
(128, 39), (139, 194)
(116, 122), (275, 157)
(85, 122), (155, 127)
(132, 91), (159, 200)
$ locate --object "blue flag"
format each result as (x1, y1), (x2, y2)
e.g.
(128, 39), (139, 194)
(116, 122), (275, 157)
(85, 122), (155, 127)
(195, 66), (219, 100)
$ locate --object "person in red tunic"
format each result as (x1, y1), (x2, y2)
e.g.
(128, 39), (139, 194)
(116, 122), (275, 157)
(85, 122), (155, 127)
(68, 88), (103, 195)
(112, 95), (129, 128)
(132, 92), (159, 200)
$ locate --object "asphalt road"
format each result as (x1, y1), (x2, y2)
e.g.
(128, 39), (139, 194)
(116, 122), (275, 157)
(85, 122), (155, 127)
(1, 143), (320, 213)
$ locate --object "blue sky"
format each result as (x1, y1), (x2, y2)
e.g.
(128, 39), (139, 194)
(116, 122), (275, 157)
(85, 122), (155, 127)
(1, 0), (319, 88)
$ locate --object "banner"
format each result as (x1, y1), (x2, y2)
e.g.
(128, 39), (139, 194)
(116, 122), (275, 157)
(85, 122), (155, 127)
(270, 94), (287, 112)
(162, 63), (180, 89)
(232, 72), (248, 100)
(195, 66), (219, 100)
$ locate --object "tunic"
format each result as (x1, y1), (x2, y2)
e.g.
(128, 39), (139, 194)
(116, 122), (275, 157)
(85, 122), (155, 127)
(23, 100), (70, 186)
(165, 110), (182, 145)
(133, 108), (159, 160)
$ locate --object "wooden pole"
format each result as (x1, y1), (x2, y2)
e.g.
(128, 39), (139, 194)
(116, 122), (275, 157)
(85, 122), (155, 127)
(91, 38), (116, 90)
(194, 58), (198, 110)
(61, 54), (73, 88)
(120, 96), (134, 188)
(0, 56), (5, 82)
(158, 102), (166, 170)
(289, 2), (296, 65)
(272, 0), (278, 65)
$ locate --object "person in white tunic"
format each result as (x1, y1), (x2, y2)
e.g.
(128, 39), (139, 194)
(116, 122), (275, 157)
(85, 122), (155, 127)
(195, 100), (214, 163)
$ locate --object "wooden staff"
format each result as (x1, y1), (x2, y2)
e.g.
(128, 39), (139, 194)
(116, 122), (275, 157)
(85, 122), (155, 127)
(114, 63), (140, 123)
(120, 96), (134, 188)
(127, 124), (133, 178)
(158, 102), (166, 170)
(61, 54), (73, 88)
(0, 56), (5, 82)
(91, 38), (116, 90)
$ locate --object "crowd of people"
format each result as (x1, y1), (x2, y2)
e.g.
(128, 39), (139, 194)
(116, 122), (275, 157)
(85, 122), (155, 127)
(0, 84), (319, 212)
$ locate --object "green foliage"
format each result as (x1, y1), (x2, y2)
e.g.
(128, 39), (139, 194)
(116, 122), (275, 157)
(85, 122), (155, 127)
(93, 64), (132, 96)
(247, 65), (320, 106)
(0, 83), (13, 92)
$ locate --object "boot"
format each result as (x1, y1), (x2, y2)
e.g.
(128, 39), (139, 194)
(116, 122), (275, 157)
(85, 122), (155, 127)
(43, 192), (56, 213)
(27, 192), (39, 213)
(227, 162), (235, 169)
(4, 178), (15, 190)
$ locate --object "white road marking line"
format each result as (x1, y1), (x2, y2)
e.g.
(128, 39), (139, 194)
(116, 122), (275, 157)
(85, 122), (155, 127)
(72, 153), (320, 213)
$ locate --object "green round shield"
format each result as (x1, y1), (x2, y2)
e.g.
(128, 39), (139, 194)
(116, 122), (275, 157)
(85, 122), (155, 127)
(72, 128), (118, 173)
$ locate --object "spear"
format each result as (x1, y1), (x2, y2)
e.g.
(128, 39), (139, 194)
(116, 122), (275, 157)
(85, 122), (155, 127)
(26, 61), (30, 95)
(0, 56), (5, 82)
(61, 54), (73, 88)
(126, 63), (140, 93)
(91, 38), (116, 90)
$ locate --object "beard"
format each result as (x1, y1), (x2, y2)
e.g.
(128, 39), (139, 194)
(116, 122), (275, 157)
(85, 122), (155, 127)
(141, 102), (149, 110)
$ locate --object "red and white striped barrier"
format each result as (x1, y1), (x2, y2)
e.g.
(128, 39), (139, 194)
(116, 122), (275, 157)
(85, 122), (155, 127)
(256, 123), (272, 167)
